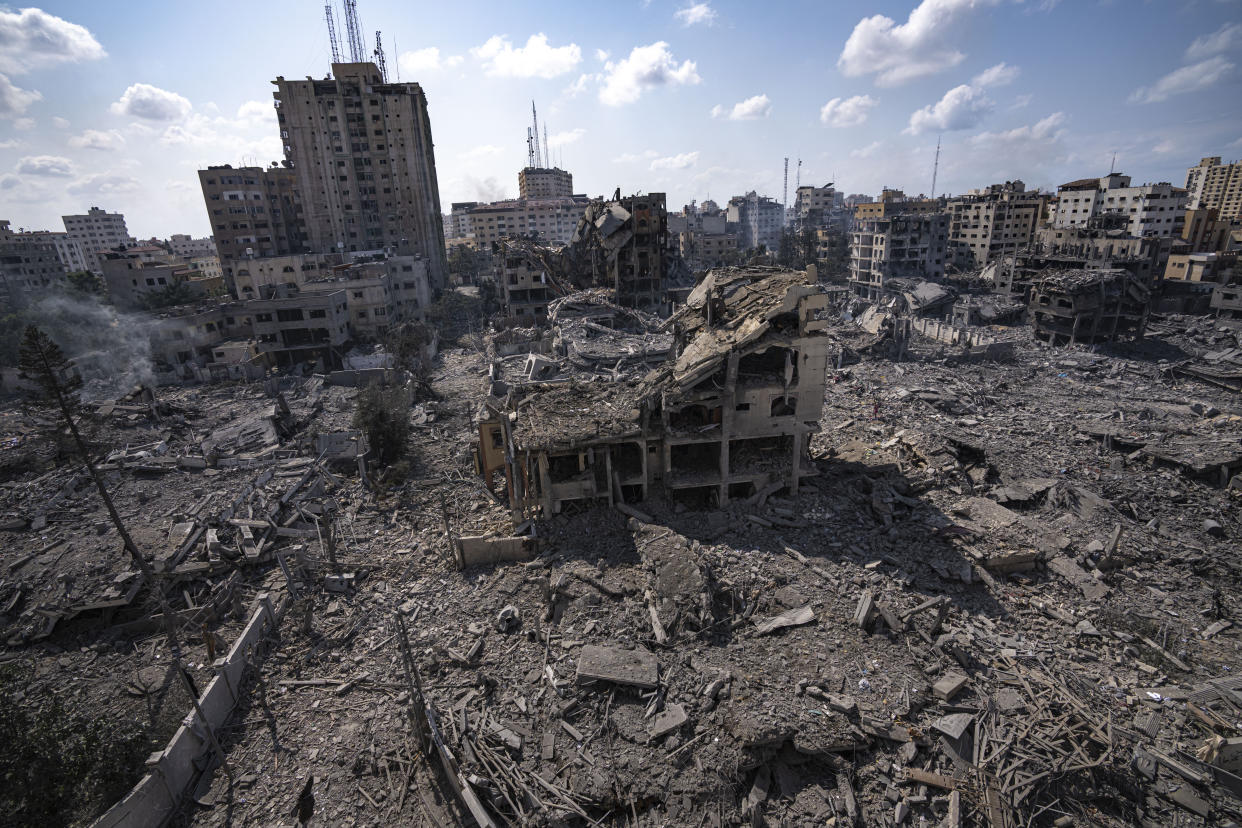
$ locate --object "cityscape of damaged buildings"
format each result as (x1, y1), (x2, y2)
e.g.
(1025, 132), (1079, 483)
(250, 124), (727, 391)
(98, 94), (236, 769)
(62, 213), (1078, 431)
(2, 14), (1242, 828)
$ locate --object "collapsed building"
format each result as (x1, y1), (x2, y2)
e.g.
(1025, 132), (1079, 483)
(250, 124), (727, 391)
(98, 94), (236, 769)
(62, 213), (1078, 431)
(1029, 268), (1151, 344)
(479, 267), (829, 519)
(491, 191), (671, 323)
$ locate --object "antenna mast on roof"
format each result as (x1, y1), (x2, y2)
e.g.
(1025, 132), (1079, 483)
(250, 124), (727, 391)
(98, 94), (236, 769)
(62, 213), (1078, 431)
(373, 30), (388, 81)
(324, 2), (342, 64)
(342, 0), (365, 62)
(930, 135), (941, 198)
(796, 158), (802, 191)
(526, 128), (535, 168)
(782, 157), (789, 227)
(1109, 151), (1117, 175)
(531, 101), (543, 170)
(543, 123), (550, 168)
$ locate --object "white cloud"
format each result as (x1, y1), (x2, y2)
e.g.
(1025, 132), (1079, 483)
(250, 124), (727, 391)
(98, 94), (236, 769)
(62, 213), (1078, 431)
(1130, 55), (1234, 103)
(52, 116), (68, 128)
(0, 173), (18, 189)
(838, 0), (1001, 87)
(594, 49), (609, 62)
(1186, 22), (1241, 61)
(819, 94), (877, 127)
(1010, 93), (1032, 110)
(12, 116), (33, 130)
(68, 128), (125, 151)
(850, 140), (883, 159)
(650, 151), (699, 170)
(472, 34), (581, 78)
(614, 149), (659, 163)
(1229, 136), (1242, 149)
(547, 128), (585, 148)
(16, 155), (74, 176)
(111, 83), (192, 121)
(972, 62), (1019, 87)
(906, 83), (992, 134)
(67, 173), (142, 196)
(675, 3), (717, 27)
(398, 47), (463, 76)
(712, 94), (771, 121)
(970, 111), (1067, 148)
(600, 42), (700, 106)
(0, 138), (18, 149)
(235, 100), (275, 126)
(1152, 139), (1177, 155)
(459, 144), (505, 161)
(563, 73), (596, 97)
(0, 73), (41, 116)
(0, 8), (105, 75)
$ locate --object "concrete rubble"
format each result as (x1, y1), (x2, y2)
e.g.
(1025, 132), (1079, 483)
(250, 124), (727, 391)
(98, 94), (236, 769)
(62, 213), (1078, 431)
(1, 263), (1241, 828)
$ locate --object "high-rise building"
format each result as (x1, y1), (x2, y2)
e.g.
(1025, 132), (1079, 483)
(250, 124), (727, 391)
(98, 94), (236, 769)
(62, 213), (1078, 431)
(273, 61), (447, 289)
(947, 181), (1047, 268)
(793, 184), (836, 230)
(61, 206), (130, 273)
(727, 192), (784, 250)
(18, 230), (89, 273)
(1186, 157), (1242, 220)
(518, 167), (573, 200)
(198, 164), (306, 292)
(0, 220), (68, 304)
(1049, 173), (1186, 238)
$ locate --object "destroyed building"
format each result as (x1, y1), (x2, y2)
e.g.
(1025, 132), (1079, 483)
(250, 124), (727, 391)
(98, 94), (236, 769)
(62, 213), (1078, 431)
(480, 267), (829, 518)
(1028, 268), (1150, 344)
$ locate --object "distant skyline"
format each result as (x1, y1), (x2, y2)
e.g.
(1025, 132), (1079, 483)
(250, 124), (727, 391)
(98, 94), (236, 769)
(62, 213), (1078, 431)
(0, 1), (1240, 239)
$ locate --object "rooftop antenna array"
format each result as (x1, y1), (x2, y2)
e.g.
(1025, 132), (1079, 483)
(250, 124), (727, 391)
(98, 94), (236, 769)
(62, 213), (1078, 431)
(930, 135), (942, 198)
(1109, 151), (1117, 175)
(782, 157), (789, 226)
(526, 127), (536, 168)
(796, 158), (802, 191)
(543, 124), (550, 168)
(324, 3), (342, 64)
(342, 0), (366, 63)
(531, 102), (543, 170)
(373, 30), (388, 81)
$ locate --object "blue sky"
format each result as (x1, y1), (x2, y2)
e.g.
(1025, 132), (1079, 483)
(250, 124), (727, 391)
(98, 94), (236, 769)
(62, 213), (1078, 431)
(0, 0), (1240, 239)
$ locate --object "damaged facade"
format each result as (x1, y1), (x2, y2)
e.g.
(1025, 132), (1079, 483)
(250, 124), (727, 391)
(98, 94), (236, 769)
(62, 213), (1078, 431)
(480, 267), (830, 519)
(1028, 268), (1151, 344)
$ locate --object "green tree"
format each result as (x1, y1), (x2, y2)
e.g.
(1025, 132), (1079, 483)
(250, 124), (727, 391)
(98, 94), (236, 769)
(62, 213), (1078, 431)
(353, 382), (411, 466)
(65, 270), (103, 295)
(137, 276), (198, 310)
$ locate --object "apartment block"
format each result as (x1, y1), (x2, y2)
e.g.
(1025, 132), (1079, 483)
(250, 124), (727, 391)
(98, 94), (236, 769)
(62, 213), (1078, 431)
(848, 213), (950, 300)
(948, 181), (1047, 268)
(727, 192), (784, 251)
(168, 234), (217, 258)
(247, 287), (351, 369)
(496, 241), (556, 324)
(18, 230), (88, 273)
(1164, 251), (1238, 283)
(1050, 173), (1186, 238)
(1186, 157), (1242, 220)
(793, 184), (836, 230)
(518, 166), (572, 200)
(0, 220), (68, 304)
(601, 192), (668, 310)
(998, 221), (1162, 298)
(274, 61), (447, 289)
(198, 164), (305, 292)
(854, 190), (943, 221)
(677, 231), (738, 269)
(1181, 207), (1242, 253)
(465, 196), (593, 247)
(100, 250), (217, 310)
(61, 207), (130, 274)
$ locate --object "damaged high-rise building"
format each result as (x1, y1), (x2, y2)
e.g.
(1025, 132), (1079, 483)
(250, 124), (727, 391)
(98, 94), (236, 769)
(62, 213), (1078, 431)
(479, 267), (830, 518)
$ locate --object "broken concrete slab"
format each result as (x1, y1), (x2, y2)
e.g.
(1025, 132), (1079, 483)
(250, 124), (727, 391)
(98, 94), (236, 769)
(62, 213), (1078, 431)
(575, 644), (659, 690)
(648, 703), (688, 739)
(933, 673), (969, 701)
(753, 604), (815, 636)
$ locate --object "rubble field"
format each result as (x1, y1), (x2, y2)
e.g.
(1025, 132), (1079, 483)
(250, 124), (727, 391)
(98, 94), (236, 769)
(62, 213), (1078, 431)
(2, 314), (1242, 828)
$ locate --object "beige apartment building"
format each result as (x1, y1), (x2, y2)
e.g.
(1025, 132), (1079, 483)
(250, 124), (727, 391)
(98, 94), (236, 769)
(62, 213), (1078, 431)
(62, 206), (130, 273)
(273, 61), (447, 289)
(1049, 174), (1186, 238)
(1186, 157), (1242, 220)
(948, 181), (1047, 268)
(518, 166), (573, 200)
(466, 196), (592, 247)
(197, 165), (304, 277)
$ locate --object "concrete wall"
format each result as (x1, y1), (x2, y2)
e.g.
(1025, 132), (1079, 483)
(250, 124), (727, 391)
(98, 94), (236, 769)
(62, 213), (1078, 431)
(90, 592), (287, 828)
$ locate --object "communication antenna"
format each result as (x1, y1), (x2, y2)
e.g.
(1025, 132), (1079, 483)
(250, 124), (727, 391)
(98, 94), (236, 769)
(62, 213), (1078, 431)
(324, 3), (342, 64)
(531, 102), (543, 170)
(392, 37), (399, 81)
(543, 123), (550, 168)
(373, 30), (388, 81)
(796, 158), (802, 190)
(342, 0), (365, 63)
(782, 157), (789, 226)
(1109, 151), (1117, 175)
(526, 128), (535, 168)
(930, 135), (942, 198)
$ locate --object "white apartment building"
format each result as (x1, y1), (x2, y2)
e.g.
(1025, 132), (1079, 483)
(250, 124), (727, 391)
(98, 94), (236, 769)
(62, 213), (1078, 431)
(169, 234), (217, 258)
(62, 206), (131, 273)
(1050, 174), (1186, 239)
(19, 230), (89, 273)
(465, 196), (593, 247)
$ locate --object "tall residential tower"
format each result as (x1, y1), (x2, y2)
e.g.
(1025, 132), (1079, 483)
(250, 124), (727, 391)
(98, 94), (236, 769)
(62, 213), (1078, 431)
(273, 62), (447, 289)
